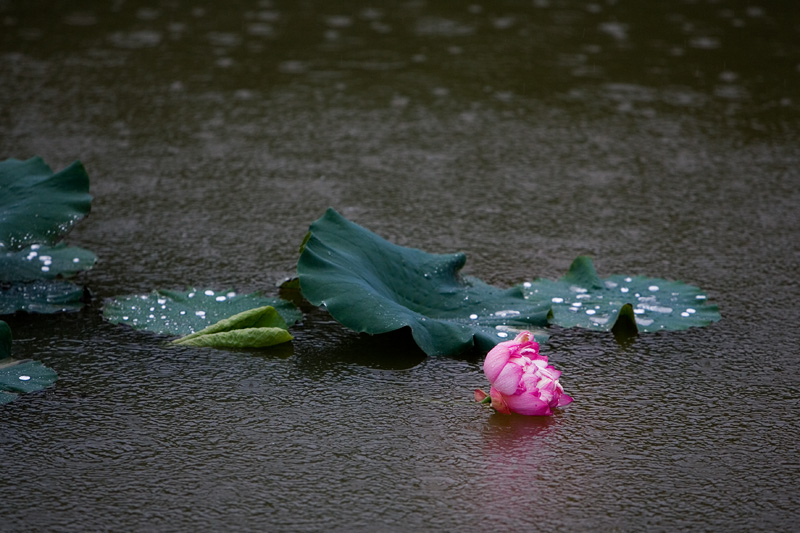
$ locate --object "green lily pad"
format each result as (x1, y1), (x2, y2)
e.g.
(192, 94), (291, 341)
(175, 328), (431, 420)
(103, 288), (302, 337)
(0, 280), (86, 315)
(520, 256), (720, 332)
(297, 208), (550, 357)
(0, 321), (59, 405)
(0, 243), (97, 282)
(0, 157), (92, 251)
(173, 306), (293, 348)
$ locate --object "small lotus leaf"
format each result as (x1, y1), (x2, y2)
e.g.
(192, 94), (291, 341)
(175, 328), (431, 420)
(297, 208), (550, 357)
(0, 321), (59, 404)
(0, 358), (59, 394)
(0, 243), (97, 282)
(173, 306), (292, 348)
(0, 280), (86, 315)
(0, 157), (92, 251)
(103, 288), (301, 337)
(520, 256), (720, 332)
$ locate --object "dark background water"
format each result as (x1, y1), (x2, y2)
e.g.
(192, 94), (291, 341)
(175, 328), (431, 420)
(1, 0), (799, 531)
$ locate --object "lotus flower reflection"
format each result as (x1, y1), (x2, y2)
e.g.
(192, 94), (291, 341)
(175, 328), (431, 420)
(475, 331), (573, 416)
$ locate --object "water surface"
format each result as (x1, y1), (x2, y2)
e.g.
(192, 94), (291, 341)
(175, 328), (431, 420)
(1, 1), (799, 531)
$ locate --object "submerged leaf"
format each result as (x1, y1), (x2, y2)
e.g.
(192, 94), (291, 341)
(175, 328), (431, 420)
(103, 288), (301, 337)
(297, 208), (550, 357)
(0, 157), (92, 251)
(0, 280), (86, 315)
(520, 256), (720, 332)
(173, 306), (292, 348)
(0, 243), (97, 282)
(0, 321), (59, 404)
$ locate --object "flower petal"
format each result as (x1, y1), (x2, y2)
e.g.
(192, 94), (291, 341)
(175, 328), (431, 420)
(512, 330), (533, 344)
(557, 392), (574, 407)
(492, 362), (524, 395)
(504, 392), (553, 416)
(489, 386), (511, 414)
(483, 340), (514, 382)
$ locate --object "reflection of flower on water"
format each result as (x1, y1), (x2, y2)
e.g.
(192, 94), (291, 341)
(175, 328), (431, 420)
(483, 411), (558, 443)
(474, 414), (563, 526)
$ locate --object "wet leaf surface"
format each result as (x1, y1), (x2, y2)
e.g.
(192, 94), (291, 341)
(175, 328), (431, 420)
(0, 243), (97, 282)
(0, 321), (58, 404)
(297, 208), (550, 357)
(0, 280), (86, 315)
(0, 157), (92, 251)
(103, 288), (301, 337)
(520, 256), (720, 332)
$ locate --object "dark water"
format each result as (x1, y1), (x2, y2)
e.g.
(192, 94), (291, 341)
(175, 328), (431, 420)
(1, 1), (799, 531)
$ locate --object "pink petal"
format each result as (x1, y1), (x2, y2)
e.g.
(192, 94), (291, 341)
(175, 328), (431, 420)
(474, 389), (488, 402)
(504, 392), (553, 416)
(557, 393), (574, 407)
(492, 362), (524, 395)
(512, 330), (533, 343)
(483, 341), (514, 382)
(489, 387), (511, 414)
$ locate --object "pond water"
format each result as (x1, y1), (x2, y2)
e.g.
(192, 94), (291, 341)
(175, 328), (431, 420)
(2, 0), (799, 530)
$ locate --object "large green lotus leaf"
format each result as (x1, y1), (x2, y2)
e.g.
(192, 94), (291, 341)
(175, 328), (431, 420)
(0, 157), (92, 251)
(172, 306), (293, 348)
(0, 321), (59, 405)
(520, 256), (720, 332)
(0, 243), (97, 282)
(103, 288), (302, 337)
(0, 280), (86, 314)
(297, 208), (551, 357)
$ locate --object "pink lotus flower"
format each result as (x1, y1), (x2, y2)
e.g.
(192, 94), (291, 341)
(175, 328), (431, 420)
(476, 331), (573, 416)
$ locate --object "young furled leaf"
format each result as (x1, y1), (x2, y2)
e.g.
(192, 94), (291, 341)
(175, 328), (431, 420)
(172, 306), (293, 348)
